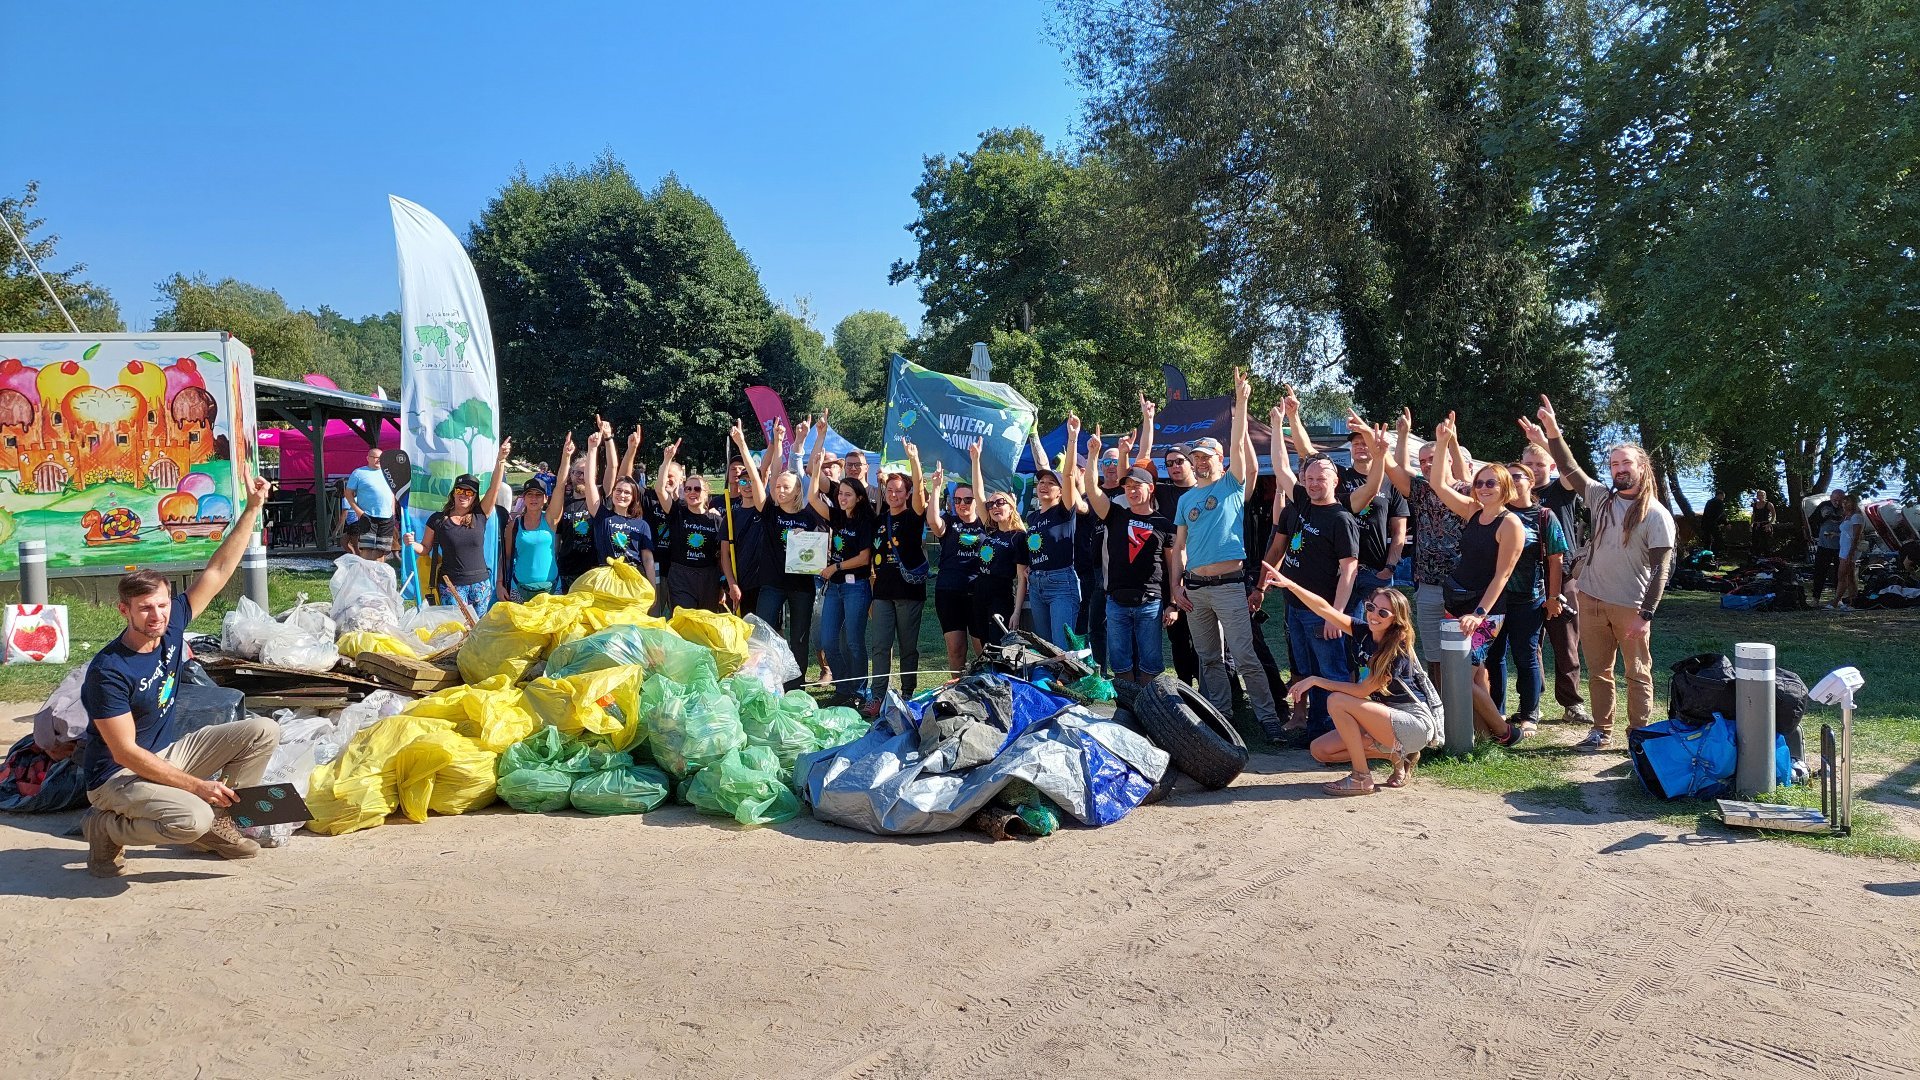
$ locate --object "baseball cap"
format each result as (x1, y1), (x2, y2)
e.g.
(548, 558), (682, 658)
(1124, 466), (1155, 485)
(1187, 437), (1224, 458)
(521, 478), (547, 495)
(1034, 467), (1061, 485)
(452, 473), (481, 493)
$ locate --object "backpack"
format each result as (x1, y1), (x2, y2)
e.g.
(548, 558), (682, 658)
(1629, 714), (1738, 800)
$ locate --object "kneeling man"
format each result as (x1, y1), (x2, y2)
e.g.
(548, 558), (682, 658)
(81, 475), (279, 878)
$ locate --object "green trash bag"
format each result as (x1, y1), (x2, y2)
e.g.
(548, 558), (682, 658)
(806, 705), (870, 752)
(496, 727), (628, 813)
(644, 675), (746, 778)
(723, 674), (778, 728)
(737, 686), (823, 771)
(547, 625), (718, 686)
(568, 763), (673, 815)
(682, 745), (802, 826)
(1070, 673), (1116, 703)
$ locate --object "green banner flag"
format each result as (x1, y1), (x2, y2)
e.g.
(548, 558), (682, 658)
(880, 354), (1038, 492)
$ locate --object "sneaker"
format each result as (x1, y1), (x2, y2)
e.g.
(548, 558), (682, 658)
(190, 814), (261, 860)
(1575, 728), (1612, 752)
(1495, 723), (1526, 748)
(1260, 720), (1288, 743)
(1561, 704), (1593, 726)
(82, 810), (126, 879)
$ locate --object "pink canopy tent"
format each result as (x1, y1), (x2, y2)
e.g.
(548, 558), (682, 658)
(259, 375), (399, 485)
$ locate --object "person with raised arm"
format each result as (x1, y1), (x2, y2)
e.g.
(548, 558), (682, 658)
(1520, 396), (1675, 749)
(1285, 395), (1407, 618)
(1387, 407), (1468, 675)
(868, 437), (931, 711)
(1520, 439), (1589, 728)
(927, 458), (986, 673)
(1484, 453), (1569, 738)
(1424, 415), (1526, 745)
(553, 430), (602, 591)
(1026, 417), (1088, 649)
(749, 419), (828, 689)
(412, 437), (512, 617)
(1170, 369), (1285, 738)
(967, 437), (1031, 648)
(808, 415), (878, 707)
(1261, 561), (1441, 795)
(78, 475), (281, 877)
(1085, 431), (1178, 685)
(1259, 425), (1361, 737)
(500, 433), (570, 601)
(723, 422), (769, 615)
(656, 438), (729, 613)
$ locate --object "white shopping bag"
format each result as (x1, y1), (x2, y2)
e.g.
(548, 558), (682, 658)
(5, 604), (69, 664)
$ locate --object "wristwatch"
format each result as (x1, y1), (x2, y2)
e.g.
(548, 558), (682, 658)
(1473, 606), (1487, 618)
(1638, 609), (1655, 622)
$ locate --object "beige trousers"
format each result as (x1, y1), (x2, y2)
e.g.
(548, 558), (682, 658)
(86, 716), (279, 847)
(1577, 595), (1655, 732)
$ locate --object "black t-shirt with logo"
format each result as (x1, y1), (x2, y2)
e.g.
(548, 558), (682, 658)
(723, 502), (765, 589)
(1278, 499), (1361, 603)
(557, 496), (598, 578)
(1027, 504), (1076, 573)
(664, 503), (724, 570)
(763, 503), (826, 592)
(828, 510), (877, 582)
(872, 507), (929, 601)
(1324, 467), (1409, 571)
(978, 527), (1030, 581)
(641, 487), (672, 556)
(1102, 500), (1173, 605)
(937, 516), (987, 591)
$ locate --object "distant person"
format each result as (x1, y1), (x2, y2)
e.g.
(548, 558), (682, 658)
(1750, 490), (1776, 557)
(532, 461), (555, 495)
(1523, 398), (1675, 751)
(342, 446), (396, 555)
(869, 439), (930, 710)
(1700, 492), (1726, 553)
(1806, 488), (1846, 603)
(79, 476), (279, 878)
(1834, 494), (1864, 611)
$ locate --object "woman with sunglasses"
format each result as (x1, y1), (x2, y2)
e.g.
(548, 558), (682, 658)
(411, 438), (512, 618)
(656, 439), (730, 613)
(1262, 563), (1441, 793)
(868, 439), (930, 713)
(968, 438), (1031, 649)
(1486, 455), (1568, 738)
(1025, 414), (1087, 649)
(926, 459), (986, 675)
(808, 432), (878, 708)
(1424, 415), (1526, 746)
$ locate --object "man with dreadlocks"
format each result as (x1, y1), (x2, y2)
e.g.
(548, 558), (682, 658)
(1521, 397), (1676, 751)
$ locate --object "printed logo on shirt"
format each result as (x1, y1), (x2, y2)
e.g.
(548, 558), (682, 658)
(959, 532), (983, 548)
(157, 670), (176, 711)
(1126, 519), (1156, 561)
(687, 531), (706, 550)
(980, 543), (996, 565)
(1026, 533), (1042, 552)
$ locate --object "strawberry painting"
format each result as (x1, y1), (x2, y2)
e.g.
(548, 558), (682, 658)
(11, 623), (57, 660)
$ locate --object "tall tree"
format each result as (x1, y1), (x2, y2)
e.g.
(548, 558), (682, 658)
(313, 308), (401, 395)
(468, 155), (779, 468)
(0, 182), (123, 333)
(829, 309), (909, 400)
(151, 274), (327, 382)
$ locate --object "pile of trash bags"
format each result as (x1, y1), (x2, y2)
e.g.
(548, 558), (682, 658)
(301, 558), (849, 834)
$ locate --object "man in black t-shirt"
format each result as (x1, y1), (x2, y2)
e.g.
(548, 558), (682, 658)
(1522, 440), (1590, 726)
(1259, 454), (1359, 736)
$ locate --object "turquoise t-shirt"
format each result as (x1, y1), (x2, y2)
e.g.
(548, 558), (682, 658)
(511, 515), (559, 588)
(1175, 474), (1247, 571)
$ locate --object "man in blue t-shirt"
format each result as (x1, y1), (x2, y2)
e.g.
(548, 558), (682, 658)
(342, 447), (397, 554)
(1168, 371), (1283, 737)
(78, 475), (280, 879)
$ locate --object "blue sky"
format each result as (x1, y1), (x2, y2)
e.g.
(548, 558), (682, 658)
(7, 2), (1083, 340)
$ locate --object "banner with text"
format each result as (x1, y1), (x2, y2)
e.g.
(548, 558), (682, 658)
(879, 354), (1037, 492)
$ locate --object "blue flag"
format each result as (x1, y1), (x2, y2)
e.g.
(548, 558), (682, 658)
(879, 354), (1038, 492)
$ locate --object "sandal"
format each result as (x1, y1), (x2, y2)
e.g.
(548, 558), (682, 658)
(1321, 773), (1377, 797)
(1381, 750), (1410, 788)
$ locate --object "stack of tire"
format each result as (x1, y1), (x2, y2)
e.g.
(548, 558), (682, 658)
(1113, 674), (1249, 799)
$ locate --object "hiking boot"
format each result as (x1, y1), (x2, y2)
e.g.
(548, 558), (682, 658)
(82, 810), (126, 879)
(190, 814), (261, 860)
(1575, 728), (1612, 752)
(1561, 704), (1592, 726)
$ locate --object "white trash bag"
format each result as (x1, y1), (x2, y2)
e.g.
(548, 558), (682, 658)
(330, 553), (404, 637)
(736, 613), (803, 695)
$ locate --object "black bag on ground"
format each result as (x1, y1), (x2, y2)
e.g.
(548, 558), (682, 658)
(1669, 654), (1736, 724)
(175, 660), (246, 738)
(0, 733), (87, 813)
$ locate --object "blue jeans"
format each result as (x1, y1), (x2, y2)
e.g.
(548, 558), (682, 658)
(820, 577), (872, 700)
(1028, 568), (1082, 650)
(1488, 599), (1546, 721)
(1286, 600), (1351, 736)
(1106, 598), (1164, 677)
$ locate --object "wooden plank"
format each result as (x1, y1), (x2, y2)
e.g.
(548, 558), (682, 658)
(1717, 799), (1831, 834)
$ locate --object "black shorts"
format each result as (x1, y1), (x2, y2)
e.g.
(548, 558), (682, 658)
(934, 589), (972, 635)
(348, 515), (395, 543)
(970, 575), (1017, 643)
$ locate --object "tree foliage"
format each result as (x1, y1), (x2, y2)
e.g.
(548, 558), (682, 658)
(468, 154), (787, 468)
(829, 309), (908, 401)
(148, 274), (399, 394)
(0, 182), (124, 334)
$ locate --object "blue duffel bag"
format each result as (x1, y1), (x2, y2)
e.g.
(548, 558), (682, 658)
(1628, 713), (1738, 800)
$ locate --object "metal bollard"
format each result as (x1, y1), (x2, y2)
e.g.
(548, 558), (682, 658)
(18, 539), (47, 605)
(1440, 618), (1474, 755)
(1733, 642), (1777, 796)
(242, 542), (270, 610)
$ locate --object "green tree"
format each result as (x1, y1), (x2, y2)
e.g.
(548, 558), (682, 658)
(151, 274), (327, 381)
(0, 182), (123, 333)
(313, 308), (401, 395)
(468, 155), (778, 469)
(829, 310), (909, 400)
(432, 396), (495, 477)
(758, 307), (841, 424)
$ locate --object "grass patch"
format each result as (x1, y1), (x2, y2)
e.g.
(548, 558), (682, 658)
(0, 569), (334, 703)
(1713, 781), (1920, 861)
(1419, 741), (1591, 811)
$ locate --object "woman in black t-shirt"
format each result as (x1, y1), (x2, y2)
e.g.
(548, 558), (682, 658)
(926, 462), (985, 676)
(593, 475), (656, 579)
(867, 439), (930, 711)
(1024, 414), (1087, 649)
(738, 418), (825, 689)
(808, 426), (876, 707)
(411, 438), (510, 617)
(655, 439), (732, 614)
(968, 438), (1030, 650)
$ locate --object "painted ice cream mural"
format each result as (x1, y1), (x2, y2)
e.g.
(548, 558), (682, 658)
(0, 334), (256, 575)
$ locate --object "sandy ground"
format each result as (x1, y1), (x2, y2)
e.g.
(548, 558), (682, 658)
(2, 704), (1916, 1080)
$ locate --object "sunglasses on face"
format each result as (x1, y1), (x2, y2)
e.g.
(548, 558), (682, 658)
(988, 500), (1011, 510)
(1473, 478), (1501, 490)
(954, 496), (975, 505)
(1365, 603), (1394, 619)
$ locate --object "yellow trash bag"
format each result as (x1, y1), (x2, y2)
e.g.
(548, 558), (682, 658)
(387, 728), (498, 821)
(569, 557), (656, 612)
(305, 763), (392, 836)
(457, 592), (594, 684)
(337, 630), (419, 659)
(406, 675), (541, 752)
(521, 663), (646, 752)
(567, 603), (669, 640)
(669, 607), (753, 677)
